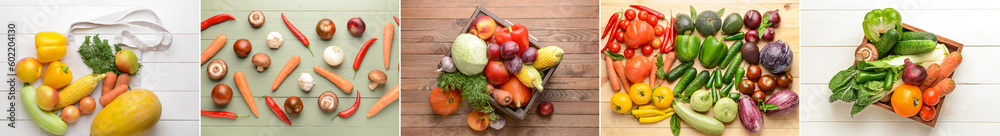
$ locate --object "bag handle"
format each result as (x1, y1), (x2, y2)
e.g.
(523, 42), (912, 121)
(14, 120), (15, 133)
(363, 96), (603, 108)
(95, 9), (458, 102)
(66, 8), (172, 51)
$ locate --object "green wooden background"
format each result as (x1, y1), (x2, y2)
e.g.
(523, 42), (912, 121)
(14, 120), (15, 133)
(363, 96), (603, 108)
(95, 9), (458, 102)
(200, 0), (400, 135)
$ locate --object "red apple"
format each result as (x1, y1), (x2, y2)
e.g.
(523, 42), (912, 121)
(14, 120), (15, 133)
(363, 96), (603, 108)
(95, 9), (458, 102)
(469, 15), (497, 40)
(36, 85), (59, 111)
(484, 61), (510, 85)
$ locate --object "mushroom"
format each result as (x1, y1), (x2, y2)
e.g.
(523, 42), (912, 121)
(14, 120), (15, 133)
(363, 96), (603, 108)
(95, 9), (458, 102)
(207, 59), (228, 80)
(298, 73), (315, 91)
(252, 53), (271, 72)
(368, 70), (387, 90)
(317, 91), (338, 112)
(855, 42), (879, 65)
(248, 10), (265, 28)
(266, 32), (282, 49)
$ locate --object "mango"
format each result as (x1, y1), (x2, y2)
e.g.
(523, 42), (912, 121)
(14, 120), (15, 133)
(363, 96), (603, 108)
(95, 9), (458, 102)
(91, 89), (161, 136)
(115, 49), (140, 74)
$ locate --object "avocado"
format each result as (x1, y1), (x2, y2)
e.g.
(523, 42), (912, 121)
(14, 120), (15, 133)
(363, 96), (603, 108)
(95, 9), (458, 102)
(722, 13), (743, 35)
(695, 11), (722, 37)
(675, 14), (695, 35)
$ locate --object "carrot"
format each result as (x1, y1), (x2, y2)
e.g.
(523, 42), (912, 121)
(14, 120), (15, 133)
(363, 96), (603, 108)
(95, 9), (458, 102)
(99, 84), (128, 107)
(936, 52), (963, 81)
(657, 52), (676, 86)
(614, 60), (630, 92)
(102, 72), (116, 94)
(383, 22), (394, 70)
(919, 64), (941, 90)
(931, 78), (956, 95)
(649, 55), (658, 86)
(271, 55), (301, 91)
(367, 84), (399, 118)
(116, 73), (130, 87)
(605, 55), (621, 92)
(235, 71), (260, 117)
(201, 34), (227, 65)
(314, 66), (354, 93)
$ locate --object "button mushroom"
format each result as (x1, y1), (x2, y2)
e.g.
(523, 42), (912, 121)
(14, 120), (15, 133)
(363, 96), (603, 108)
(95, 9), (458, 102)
(855, 42), (879, 65)
(368, 70), (387, 90)
(252, 53), (271, 72)
(266, 32), (282, 49)
(318, 91), (338, 112)
(207, 59), (228, 80)
(298, 73), (316, 92)
(248, 10), (265, 28)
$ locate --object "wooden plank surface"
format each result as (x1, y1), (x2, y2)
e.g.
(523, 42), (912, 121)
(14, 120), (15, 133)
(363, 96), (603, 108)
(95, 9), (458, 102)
(399, 0), (601, 135)
(598, 0), (801, 135)
(799, 0), (1000, 135)
(199, 0), (400, 135)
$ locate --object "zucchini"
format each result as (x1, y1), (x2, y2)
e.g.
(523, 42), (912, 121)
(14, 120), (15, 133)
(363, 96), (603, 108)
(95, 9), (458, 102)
(719, 40), (744, 69)
(673, 100), (725, 135)
(893, 40), (937, 55)
(666, 62), (695, 81)
(900, 31), (937, 42)
(684, 70), (712, 101)
(674, 68), (698, 97)
(20, 84), (68, 135)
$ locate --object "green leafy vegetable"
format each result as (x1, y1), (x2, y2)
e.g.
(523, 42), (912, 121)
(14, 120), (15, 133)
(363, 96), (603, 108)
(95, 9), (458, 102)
(436, 72), (498, 120)
(604, 51), (625, 60)
(670, 114), (680, 136)
(77, 34), (122, 74)
(828, 58), (903, 116)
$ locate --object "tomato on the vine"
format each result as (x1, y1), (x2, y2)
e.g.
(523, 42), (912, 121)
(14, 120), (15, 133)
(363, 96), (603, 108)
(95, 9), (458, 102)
(624, 48), (635, 59)
(640, 44), (653, 56)
(625, 9), (637, 20)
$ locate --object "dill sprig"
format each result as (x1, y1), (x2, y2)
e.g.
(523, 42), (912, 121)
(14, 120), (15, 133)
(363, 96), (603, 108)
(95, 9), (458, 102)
(437, 72), (499, 120)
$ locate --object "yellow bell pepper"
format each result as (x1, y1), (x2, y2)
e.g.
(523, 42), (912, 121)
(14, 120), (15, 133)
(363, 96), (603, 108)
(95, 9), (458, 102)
(42, 61), (72, 89)
(35, 31), (67, 63)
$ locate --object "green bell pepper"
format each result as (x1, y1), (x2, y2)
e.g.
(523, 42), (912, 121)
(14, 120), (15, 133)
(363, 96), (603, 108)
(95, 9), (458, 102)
(862, 8), (902, 43)
(699, 36), (726, 68)
(674, 35), (701, 62)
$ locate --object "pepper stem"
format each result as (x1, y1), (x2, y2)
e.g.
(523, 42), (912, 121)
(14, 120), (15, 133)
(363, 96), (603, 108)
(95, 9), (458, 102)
(308, 46), (315, 57)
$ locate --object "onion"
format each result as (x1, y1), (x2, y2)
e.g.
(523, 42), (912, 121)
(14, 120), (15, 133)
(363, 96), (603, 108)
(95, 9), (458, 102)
(324, 46), (345, 66)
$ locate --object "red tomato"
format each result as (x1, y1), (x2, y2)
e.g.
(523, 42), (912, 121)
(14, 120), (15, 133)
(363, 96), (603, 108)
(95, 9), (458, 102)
(615, 31), (625, 43)
(646, 15), (658, 26)
(640, 44), (653, 56)
(625, 9), (636, 20)
(624, 48), (635, 59)
(919, 105), (936, 121)
(638, 11), (648, 21)
(653, 25), (665, 36)
(608, 42), (622, 53)
(619, 20), (630, 31)
(923, 88), (942, 106)
(650, 38), (662, 49)
(752, 90), (765, 102)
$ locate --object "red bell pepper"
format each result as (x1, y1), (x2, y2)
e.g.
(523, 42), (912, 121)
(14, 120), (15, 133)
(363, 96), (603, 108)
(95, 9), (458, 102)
(493, 24), (530, 55)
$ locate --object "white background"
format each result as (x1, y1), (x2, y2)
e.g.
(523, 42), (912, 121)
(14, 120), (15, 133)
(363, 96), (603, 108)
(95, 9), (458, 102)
(800, 0), (1000, 135)
(0, 0), (200, 135)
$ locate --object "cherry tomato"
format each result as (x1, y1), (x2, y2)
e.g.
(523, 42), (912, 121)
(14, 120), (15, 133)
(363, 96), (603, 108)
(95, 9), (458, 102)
(646, 15), (658, 26)
(638, 10), (648, 21)
(619, 20), (630, 31)
(608, 42), (622, 53)
(625, 9), (636, 20)
(650, 38), (662, 49)
(624, 48), (635, 59)
(919, 104), (936, 121)
(752, 90), (765, 102)
(640, 44), (653, 56)
(615, 31), (625, 43)
(653, 25), (665, 36)
(923, 88), (942, 106)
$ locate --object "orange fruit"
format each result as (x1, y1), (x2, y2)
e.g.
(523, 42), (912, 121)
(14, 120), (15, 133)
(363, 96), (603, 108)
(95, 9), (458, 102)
(891, 84), (923, 117)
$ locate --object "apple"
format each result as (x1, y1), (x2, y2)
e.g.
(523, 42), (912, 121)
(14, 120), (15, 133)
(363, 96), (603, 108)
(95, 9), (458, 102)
(15, 57), (43, 83)
(484, 61), (510, 85)
(469, 15), (497, 40)
(36, 85), (59, 111)
(115, 49), (140, 74)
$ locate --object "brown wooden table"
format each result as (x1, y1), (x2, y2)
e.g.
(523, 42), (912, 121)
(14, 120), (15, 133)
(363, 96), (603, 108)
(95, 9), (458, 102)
(400, 0), (601, 135)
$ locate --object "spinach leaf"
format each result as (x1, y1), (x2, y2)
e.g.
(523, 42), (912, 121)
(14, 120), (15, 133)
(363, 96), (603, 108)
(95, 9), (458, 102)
(670, 114), (680, 136)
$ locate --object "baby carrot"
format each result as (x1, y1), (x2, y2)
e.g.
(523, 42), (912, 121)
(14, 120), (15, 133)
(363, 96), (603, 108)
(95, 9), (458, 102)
(235, 71), (259, 117)
(272, 55), (301, 91)
(384, 23), (394, 70)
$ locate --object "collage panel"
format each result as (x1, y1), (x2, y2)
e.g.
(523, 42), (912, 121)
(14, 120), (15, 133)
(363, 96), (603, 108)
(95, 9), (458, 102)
(399, 0), (601, 135)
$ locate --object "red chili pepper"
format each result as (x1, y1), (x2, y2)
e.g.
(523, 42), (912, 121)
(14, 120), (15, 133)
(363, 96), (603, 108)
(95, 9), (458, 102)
(662, 18), (676, 53)
(602, 19), (621, 52)
(201, 14), (235, 30)
(630, 5), (664, 19)
(201, 110), (239, 119)
(338, 92), (361, 118)
(281, 13), (313, 57)
(265, 96), (292, 125)
(602, 13), (620, 39)
(393, 16), (400, 25)
(353, 38), (378, 79)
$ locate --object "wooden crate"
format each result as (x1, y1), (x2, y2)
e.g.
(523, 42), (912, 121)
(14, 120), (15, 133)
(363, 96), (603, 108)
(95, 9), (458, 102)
(860, 23), (963, 127)
(444, 6), (559, 122)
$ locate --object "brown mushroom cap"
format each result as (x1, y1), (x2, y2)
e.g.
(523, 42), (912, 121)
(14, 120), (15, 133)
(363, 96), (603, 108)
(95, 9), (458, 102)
(318, 91), (338, 112)
(855, 42), (879, 65)
(252, 53), (271, 72)
(207, 59), (228, 80)
(248, 10), (265, 28)
(368, 70), (387, 90)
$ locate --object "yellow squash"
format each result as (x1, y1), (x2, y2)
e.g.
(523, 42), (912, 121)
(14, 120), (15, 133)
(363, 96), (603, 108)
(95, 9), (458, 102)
(56, 74), (104, 108)
(42, 61), (73, 89)
(534, 46), (564, 71)
(92, 89), (161, 136)
(34, 31), (67, 63)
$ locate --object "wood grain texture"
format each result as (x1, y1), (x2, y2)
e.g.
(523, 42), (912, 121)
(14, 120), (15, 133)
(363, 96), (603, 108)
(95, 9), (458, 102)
(400, 0), (600, 135)
(199, 0), (400, 135)
(598, 0), (801, 135)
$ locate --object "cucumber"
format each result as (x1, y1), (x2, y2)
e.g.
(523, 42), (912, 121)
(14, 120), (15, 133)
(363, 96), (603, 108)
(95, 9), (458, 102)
(673, 100), (725, 135)
(723, 55), (743, 83)
(684, 70), (712, 101)
(893, 40), (937, 55)
(719, 40), (744, 69)
(874, 28), (900, 57)
(674, 68), (698, 97)
(901, 31), (937, 42)
(666, 62), (695, 81)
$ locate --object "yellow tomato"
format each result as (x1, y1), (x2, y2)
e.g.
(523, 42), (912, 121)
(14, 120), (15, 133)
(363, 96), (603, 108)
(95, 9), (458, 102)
(651, 87), (674, 108)
(42, 61), (72, 89)
(629, 83), (652, 105)
(891, 84), (923, 117)
(35, 31), (67, 63)
(15, 57), (44, 83)
(610, 92), (633, 114)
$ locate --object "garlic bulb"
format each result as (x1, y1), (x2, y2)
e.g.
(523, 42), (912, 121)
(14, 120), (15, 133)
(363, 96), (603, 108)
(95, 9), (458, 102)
(267, 32), (283, 49)
(298, 73), (315, 91)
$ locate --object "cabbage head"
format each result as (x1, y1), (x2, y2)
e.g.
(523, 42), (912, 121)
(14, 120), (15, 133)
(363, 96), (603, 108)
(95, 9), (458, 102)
(451, 34), (488, 75)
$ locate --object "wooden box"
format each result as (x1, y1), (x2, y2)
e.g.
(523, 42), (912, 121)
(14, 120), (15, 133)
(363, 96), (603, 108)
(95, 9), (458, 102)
(861, 23), (963, 127)
(446, 6), (558, 122)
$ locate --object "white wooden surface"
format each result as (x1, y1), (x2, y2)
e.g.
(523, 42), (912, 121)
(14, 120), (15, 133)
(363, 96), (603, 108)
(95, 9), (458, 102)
(0, 0), (200, 135)
(800, 0), (1000, 135)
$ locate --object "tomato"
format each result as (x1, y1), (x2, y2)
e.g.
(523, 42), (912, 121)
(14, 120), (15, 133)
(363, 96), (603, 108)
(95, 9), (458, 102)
(608, 42), (622, 53)
(640, 44), (653, 56)
(891, 84), (923, 117)
(615, 31), (626, 43)
(629, 83), (652, 105)
(619, 20), (631, 31)
(610, 92), (633, 113)
(638, 10), (649, 21)
(923, 88), (942, 106)
(429, 87), (462, 115)
(752, 90), (765, 102)
(625, 56), (652, 83)
(625, 9), (636, 20)
(653, 25), (665, 37)
(919, 104), (936, 121)
(624, 48), (635, 59)
(646, 15), (658, 26)
(650, 38), (662, 49)
(651, 87), (674, 108)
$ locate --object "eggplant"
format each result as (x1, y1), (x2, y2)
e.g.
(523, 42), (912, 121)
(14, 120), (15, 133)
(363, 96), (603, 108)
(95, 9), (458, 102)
(738, 96), (762, 134)
(763, 89), (799, 116)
